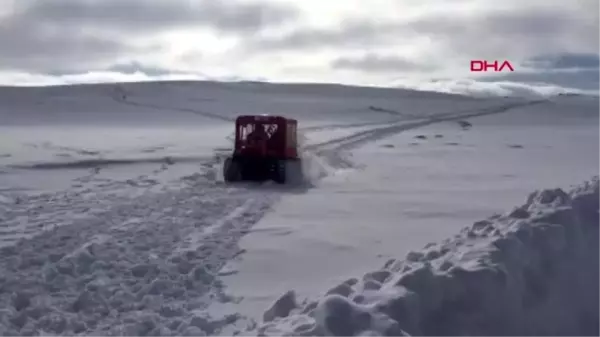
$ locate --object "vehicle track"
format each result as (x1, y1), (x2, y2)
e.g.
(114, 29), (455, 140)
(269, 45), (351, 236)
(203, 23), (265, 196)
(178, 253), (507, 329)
(172, 99), (544, 264)
(111, 89), (412, 135)
(303, 100), (545, 170)
(0, 98), (543, 335)
(306, 100), (543, 152)
(112, 94), (235, 123)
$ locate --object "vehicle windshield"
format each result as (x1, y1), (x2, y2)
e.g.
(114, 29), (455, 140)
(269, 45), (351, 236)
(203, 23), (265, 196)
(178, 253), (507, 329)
(239, 123), (279, 141)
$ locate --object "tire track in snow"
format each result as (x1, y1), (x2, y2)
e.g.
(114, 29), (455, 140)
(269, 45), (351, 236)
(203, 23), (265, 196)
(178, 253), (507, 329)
(110, 91), (408, 156)
(303, 100), (545, 170)
(173, 198), (258, 256)
(0, 97), (543, 335)
(111, 89), (235, 123)
(117, 95), (403, 134)
(300, 119), (407, 132)
(110, 87), (415, 136)
(177, 100), (545, 278)
(196, 99), (546, 331)
(0, 122), (397, 334)
(306, 100), (542, 151)
(0, 178), (276, 335)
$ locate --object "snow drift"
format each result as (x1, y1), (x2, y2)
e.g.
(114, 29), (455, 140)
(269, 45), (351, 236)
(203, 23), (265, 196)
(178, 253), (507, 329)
(257, 177), (599, 336)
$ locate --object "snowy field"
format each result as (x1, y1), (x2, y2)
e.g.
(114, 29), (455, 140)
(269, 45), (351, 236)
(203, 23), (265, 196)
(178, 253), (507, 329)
(220, 95), (599, 330)
(0, 81), (598, 336)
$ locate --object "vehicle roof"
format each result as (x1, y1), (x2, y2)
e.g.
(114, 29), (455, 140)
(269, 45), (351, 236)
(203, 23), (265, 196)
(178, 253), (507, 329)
(235, 115), (297, 122)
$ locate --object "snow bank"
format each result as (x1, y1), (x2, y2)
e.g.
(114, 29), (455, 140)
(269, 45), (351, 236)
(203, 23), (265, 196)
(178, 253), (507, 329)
(257, 177), (599, 336)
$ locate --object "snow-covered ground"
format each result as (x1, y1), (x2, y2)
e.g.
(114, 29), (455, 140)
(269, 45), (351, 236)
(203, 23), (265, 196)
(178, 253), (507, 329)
(219, 96), (599, 327)
(0, 81), (597, 336)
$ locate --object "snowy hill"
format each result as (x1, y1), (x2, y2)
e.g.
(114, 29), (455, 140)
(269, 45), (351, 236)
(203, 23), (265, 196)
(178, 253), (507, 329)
(0, 80), (511, 126)
(0, 81), (597, 335)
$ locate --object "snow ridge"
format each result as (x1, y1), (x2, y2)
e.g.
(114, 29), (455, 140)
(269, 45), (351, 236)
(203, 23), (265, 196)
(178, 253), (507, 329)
(257, 177), (599, 336)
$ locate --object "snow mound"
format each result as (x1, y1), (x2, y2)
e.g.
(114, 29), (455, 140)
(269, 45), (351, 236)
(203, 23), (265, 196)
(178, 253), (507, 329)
(257, 177), (599, 336)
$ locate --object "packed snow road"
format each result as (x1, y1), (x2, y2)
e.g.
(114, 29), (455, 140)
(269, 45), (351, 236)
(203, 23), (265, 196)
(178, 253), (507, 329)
(0, 100), (540, 335)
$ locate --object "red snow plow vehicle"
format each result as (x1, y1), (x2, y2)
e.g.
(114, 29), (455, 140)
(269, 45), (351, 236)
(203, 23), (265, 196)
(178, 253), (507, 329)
(223, 115), (303, 184)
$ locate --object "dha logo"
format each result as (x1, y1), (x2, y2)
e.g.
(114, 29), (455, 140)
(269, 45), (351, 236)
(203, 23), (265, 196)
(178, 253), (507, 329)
(470, 60), (515, 72)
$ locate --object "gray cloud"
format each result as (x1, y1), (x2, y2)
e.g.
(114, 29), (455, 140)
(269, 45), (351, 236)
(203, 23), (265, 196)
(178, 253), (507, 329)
(248, 2), (598, 58)
(480, 53), (600, 91)
(17, 0), (297, 34)
(410, 7), (598, 58)
(107, 61), (188, 77)
(331, 54), (436, 73)
(249, 21), (406, 51)
(0, 18), (143, 73)
(414, 9), (572, 37)
(0, 0), (298, 73)
(0, 0), (597, 95)
(524, 53), (600, 70)
(243, 2), (598, 91)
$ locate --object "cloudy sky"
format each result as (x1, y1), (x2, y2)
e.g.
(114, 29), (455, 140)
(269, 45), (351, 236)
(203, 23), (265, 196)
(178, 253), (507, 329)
(0, 0), (598, 96)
